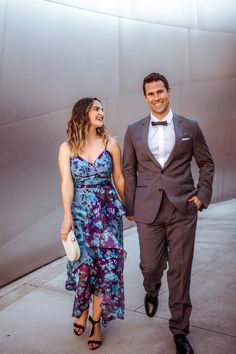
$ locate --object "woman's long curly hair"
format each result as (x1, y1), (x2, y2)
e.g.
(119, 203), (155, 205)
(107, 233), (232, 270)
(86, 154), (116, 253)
(67, 97), (110, 155)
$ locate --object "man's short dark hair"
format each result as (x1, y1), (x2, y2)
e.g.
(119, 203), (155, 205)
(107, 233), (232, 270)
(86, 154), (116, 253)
(143, 72), (170, 95)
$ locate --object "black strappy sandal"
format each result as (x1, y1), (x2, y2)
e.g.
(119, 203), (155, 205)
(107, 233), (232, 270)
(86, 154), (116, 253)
(73, 321), (85, 336)
(73, 307), (88, 336)
(87, 316), (102, 350)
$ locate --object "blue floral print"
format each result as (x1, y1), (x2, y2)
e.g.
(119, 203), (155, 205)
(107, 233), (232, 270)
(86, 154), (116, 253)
(65, 148), (126, 327)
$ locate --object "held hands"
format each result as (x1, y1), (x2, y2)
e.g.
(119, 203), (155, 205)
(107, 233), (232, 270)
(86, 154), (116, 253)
(188, 196), (203, 210)
(126, 215), (135, 221)
(60, 215), (74, 241)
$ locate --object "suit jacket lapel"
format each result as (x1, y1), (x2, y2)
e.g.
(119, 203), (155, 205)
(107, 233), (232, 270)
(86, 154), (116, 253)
(141, 114), (163, 168)
(164, 114), (183, 169)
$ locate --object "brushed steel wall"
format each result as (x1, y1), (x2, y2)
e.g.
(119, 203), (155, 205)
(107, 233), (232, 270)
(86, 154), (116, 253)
(0, 0), (236, 287)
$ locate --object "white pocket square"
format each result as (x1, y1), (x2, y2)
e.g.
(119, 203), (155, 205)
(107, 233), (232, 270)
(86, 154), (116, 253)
(182, 137), (190, 141)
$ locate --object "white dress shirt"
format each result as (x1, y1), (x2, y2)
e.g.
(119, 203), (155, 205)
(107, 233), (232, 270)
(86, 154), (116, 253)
(147, 109), (175, 167)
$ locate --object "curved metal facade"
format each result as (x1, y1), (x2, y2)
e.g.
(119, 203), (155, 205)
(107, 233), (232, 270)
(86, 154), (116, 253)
(0, 0), (236, 287)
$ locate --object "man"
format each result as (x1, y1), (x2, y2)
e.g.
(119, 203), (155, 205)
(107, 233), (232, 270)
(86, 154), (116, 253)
(123, 72), (214, 354)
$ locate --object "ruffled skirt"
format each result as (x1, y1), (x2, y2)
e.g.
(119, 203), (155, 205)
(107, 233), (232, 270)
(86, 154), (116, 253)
(65, 183), (126, 327)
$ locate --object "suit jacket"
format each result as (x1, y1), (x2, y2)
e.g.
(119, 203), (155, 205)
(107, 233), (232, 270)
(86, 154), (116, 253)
(123, 113), (215, 224)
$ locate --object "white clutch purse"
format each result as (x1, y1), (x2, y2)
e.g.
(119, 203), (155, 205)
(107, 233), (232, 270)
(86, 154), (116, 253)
(62, 230), (81, 261)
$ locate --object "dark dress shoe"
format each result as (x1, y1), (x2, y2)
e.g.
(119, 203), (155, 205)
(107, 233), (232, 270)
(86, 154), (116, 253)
(144, 293), (158, 317)
(174, 334), (194, 354)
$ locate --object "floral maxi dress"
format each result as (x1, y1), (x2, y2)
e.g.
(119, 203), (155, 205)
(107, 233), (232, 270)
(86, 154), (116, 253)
(65, 148), (127, 327)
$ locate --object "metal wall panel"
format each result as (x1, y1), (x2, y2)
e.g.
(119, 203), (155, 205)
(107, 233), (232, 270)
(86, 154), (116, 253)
(190, 30), (236, 81)
(0, 206), (63, 287)
(222, 120), (236, 199)
(198, 0), (236, 33)
(0, 0), (7, 69)
(180, 79), (234, 202)
(132, 0), (196, 28)
(105, 92), (148, 145)
(119, 19), (189, 94)
(0, 0), (119, 124)
(180, 79), (234, 125)
(233, 78), (236, 120)
(44, 0), (132, 18)
(0, 108), (69, 248)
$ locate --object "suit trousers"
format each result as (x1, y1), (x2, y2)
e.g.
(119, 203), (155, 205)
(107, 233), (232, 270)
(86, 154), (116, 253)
(136, 192), (198, 335)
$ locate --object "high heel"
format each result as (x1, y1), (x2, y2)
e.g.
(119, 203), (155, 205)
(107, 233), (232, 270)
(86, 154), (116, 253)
(73, 307), (88, 336)
(73, 322), (85, 336)
(87, 316), (102, 350)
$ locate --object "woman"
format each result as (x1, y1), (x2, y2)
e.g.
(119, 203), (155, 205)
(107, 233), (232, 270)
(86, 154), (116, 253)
(58, 97), (126, 350)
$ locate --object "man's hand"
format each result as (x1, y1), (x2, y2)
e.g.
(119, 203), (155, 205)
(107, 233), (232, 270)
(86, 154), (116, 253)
(126, 215), (135, 221)
(188, 196), (203, 210)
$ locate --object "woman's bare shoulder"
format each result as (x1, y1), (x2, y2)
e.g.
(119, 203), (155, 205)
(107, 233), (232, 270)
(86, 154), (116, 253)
(59, 141), (71, 155)
(107, 137), (120, 147)
(107, 137), (121, 154)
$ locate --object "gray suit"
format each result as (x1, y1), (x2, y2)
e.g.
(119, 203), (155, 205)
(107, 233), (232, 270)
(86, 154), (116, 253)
(123, 113), (214, 335)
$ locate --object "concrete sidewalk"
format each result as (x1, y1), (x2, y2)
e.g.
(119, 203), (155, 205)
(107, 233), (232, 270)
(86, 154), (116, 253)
(0, 199), (236, 354)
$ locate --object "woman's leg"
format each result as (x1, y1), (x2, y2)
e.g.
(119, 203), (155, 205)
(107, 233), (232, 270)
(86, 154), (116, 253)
(72, 264), (91, 334)
(73, 307), (89, 335)
(92, 294), (103, 321)
(88, 295), (103, 349)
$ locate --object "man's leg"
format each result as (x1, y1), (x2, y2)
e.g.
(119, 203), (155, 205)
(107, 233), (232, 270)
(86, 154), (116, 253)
(137, 221), (167, 297)
(166, 205), (197, 335)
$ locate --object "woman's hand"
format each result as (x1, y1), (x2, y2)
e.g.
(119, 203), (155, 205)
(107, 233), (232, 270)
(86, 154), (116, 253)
(60, 216), (73, 241)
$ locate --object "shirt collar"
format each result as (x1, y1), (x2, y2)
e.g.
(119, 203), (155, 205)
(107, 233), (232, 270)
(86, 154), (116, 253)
(150, 109), (173, 125)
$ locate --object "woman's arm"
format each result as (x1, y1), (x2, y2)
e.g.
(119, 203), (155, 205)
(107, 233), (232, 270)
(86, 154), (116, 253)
(123, 126), (137, 220)
(58, 142), (74, 240)
(108, 138), (125, 203)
